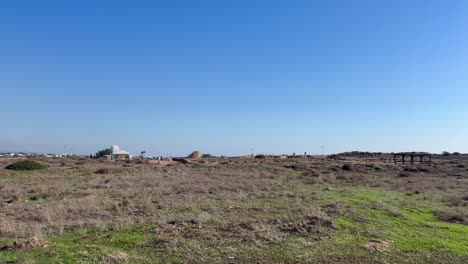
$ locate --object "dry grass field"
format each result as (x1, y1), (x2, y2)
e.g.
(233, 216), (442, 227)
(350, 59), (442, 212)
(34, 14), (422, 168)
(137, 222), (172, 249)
(1, 154), (468, 263)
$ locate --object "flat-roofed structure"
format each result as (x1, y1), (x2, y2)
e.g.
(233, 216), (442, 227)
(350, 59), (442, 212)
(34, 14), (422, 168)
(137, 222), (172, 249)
(110, 145), (131, 161)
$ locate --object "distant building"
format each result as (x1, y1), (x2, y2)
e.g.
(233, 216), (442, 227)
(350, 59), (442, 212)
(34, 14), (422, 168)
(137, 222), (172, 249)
(110, 145), (131, 160)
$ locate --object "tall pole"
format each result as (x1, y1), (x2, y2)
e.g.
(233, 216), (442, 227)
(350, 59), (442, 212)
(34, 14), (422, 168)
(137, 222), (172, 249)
(321, 146), (324, 156)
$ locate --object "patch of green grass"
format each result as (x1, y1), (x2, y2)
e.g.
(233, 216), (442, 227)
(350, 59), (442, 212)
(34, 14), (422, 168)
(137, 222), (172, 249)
(319, 186), (468, 255)
(2, 184), (468, 263)
(0, 225), (182, 264)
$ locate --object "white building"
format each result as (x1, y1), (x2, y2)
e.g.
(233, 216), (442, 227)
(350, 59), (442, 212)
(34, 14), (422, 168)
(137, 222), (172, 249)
(110, 145), (131, 160)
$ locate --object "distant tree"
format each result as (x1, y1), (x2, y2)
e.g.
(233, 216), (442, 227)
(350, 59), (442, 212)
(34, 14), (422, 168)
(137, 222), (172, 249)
(453, 152), (461, 156)
(201, 154), (214, 158)
(442, 151), (451, 156)
(96, 148), (112, 158)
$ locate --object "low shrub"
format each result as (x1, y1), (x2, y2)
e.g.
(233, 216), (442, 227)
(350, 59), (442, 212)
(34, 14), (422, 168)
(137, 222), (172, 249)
(172, 158), (189, 164)
(336, 174), (348, 180)
(95, 168), (113, 174)
(398, 172), (412, 177)
(403, 167), (418, 172)
(435, 209), (468, 224)
(417, 167), (430, 173)
(342, 164), (353, 171)
(301, 170), (319, 178)
(5, 160), (47, 171)
(387, 207), (405, 218)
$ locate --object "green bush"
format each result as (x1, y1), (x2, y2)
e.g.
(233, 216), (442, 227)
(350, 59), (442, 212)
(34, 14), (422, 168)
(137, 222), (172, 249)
(6, 160), (47, 171)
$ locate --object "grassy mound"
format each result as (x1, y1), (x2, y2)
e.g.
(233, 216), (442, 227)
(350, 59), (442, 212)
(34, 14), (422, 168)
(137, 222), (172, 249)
(5, 160), (47, 171)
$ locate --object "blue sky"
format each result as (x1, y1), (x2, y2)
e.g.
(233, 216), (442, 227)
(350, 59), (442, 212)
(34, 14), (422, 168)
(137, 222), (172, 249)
(1, 0), (468, 156)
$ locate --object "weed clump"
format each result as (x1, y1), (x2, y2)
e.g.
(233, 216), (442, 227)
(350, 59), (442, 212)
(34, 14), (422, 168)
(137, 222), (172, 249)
(5, 160), (47, 171)
(435, 209), (468, 225)
(366, 164), (382, 171)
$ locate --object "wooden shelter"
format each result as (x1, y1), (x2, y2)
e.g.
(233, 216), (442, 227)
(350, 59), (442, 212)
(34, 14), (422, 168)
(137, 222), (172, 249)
(393, 152), (432, 164)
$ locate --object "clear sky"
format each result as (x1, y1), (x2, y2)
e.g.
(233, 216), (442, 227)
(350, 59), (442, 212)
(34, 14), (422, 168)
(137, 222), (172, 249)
(1, 0), (468, 156)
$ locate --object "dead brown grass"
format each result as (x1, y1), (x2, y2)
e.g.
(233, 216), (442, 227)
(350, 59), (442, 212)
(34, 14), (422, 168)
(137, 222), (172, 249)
(0, 155), (467, 243)
(0, 160), (319, 241)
